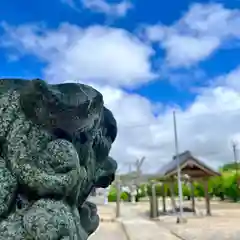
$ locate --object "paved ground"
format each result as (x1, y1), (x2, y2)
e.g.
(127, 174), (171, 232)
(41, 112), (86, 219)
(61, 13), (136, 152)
(133, 199), (240, 240)
(89, 222), (127, 240)
(160, 216), (240, 240)
(89, 197), (240, 240)
(90, 201), (180, 239)
(119, 204), (179, 240)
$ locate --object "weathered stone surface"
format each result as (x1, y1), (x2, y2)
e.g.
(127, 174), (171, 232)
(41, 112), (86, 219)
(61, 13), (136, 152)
(0, 78), (117, 239)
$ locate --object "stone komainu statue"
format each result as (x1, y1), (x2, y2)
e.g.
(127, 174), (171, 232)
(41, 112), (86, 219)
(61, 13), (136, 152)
(0, 79), (117, 239)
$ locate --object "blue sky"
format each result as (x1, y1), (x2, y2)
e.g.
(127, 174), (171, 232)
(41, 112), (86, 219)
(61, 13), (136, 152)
(0, 0), (240, 171)
(0, 0), (239, 107)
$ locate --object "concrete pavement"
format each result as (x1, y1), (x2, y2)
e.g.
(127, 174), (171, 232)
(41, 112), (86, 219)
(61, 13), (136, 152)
(118, 203), (180, 240)
(89, 222), (127, 240)
(121, 219), (180, 240)
(91, 201), (180, 239)
(90, 197), (240, 240)
(162, 214), (240, 240)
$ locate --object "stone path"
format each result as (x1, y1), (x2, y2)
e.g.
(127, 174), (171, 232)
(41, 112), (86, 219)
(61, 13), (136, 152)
(130, 200), (240, 240)
(119, 204), (180, 240)
(89, 222), (127, 240)
(90, 199), (240, 240)
(90, 202), (181, 239)
(162, 215), (240, 240)
(122, 219), (180, 240)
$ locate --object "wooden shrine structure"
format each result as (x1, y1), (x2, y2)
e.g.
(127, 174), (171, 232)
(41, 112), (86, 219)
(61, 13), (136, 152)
(157, 150), (221, 216)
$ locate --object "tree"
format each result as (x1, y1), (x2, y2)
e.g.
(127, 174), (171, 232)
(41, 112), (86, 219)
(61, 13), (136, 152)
(221, 162), (240, 172)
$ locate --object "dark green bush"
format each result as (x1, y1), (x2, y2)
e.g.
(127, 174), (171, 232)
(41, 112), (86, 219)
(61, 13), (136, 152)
(107, 187), (130, 202)
(223, 175), (239, 202)
(146, 183), (164, 197)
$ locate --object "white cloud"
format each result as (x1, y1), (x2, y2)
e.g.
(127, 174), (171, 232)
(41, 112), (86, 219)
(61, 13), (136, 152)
(93, 68), (240, 172)
(65, 66), (240, 172)
(216, 67), (240, 91)
(162, 35), (220, 68)
(2, 5), (240, 173)
(1, 22), (155, 88)
(82, 0), (132, 17)
(145, 3), (240, 68)
(62, 66), (240, 173)
(62, 0), (132, 17)
(182, 3), (240, 37)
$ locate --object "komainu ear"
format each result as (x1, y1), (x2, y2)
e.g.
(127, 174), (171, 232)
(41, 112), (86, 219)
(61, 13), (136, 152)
(103, 107), (117, 143)
(19, 79), (55, 127)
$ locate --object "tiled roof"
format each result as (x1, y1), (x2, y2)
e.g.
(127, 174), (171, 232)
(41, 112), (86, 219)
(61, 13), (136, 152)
(156, 150), (220, 177)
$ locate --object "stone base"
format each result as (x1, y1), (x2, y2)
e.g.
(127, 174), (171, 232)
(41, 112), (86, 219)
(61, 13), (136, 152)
(176, 216), (187, 224)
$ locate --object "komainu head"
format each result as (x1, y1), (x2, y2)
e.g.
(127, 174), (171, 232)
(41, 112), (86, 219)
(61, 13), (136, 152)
(0, 78), (118, 239)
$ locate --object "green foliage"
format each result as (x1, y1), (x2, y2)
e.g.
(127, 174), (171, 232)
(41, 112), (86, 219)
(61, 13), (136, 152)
(120, 192), (129, 201)
(193, 182), (205, 197)
(182, 184), (190, 197)
(108, 184), (149, 202)
(109, 169), (240, 203)
(146, 183), (165, 197)
(222, 174), (239, 201)
(221, 162), (240, 172)
(208, 176), (224, 199)
(208, 172), (240, 202)
(144, 174), (238, 202)
(108, 187), (130, 202)
(137, 184), (147, 198)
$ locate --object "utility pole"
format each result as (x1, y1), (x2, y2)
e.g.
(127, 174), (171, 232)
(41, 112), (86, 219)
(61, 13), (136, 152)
(232, 141), (239, 201)
(173, 111), (184, 223)
(135, 157), (145, 186)
(128, 162), (132, 173)
(116, 173), (121, 218)
(126, 161), (133, 202)
(134, 157), (145, 202)
(232, 142), (238, 177)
